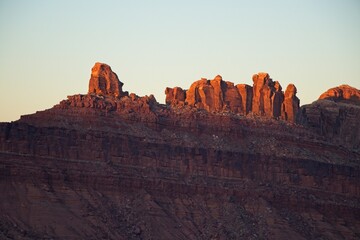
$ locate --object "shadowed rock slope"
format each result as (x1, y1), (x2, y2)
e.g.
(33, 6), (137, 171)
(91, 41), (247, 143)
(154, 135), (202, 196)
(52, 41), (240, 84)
(0, 63), (359, 240)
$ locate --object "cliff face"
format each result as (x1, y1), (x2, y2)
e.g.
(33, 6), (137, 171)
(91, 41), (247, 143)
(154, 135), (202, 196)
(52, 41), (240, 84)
(299, 85), (360, 150)
(0, 63), (359, 240)
(165, 72), (300, 122)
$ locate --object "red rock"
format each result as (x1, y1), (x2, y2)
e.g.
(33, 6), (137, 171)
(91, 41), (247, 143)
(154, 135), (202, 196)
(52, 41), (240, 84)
(252, 72), (270, 114)
(209, 75), (225, 111)
(299, 85), (360, 148)
(223, 81), (242, 113)
(88, 62), (126, 98)
(282, 84), (300, 123)
(0, 63), (359, 239)
(252, 73), (285, 118)
(319, 85), (360, 105)
(165, 87), (186, 105)
(272, 81), (283, 118)
(167, 72), (301, 122)
(184, 75), (245, 113)
(184, 78), (207, 107)
(184, 76), (226, 112)
(236, 84), (253, 114)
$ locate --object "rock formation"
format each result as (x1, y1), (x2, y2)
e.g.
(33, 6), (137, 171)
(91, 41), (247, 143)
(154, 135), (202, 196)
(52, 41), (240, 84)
(252, 72), (272, 116)
(1, 63), (359, 239)
(282, 84), (300, 122)
(236, 84), (253, 114)
(184, 75), (229, 112)
(165, 87), (186, 105)
(88, 62), (127, 97)
(319, 84), (360, 105)
(299, 85), (360, 149)
(166, 72), (300, 122)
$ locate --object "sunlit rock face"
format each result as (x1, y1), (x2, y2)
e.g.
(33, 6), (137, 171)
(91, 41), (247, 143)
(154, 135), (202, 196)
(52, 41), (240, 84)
(318, 84), (360, 105)
(236, 84), (253, 114)
(165, 87), (186, 105)
(88, 62), (126, 98)
(166, 72), (300, 122)
(0, 63), (359, 239)
(282, 84), (300, 123)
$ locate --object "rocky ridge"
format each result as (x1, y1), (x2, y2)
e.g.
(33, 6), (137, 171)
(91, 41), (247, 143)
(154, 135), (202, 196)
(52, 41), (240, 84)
(319, 84), (360, 105)
(299, 84), (360, 150)
(165, 72), (300, 122)
(0, 63), (359, 239)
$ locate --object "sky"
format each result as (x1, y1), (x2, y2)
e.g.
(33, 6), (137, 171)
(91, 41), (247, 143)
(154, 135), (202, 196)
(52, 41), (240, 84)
(0, 0), (359, 122)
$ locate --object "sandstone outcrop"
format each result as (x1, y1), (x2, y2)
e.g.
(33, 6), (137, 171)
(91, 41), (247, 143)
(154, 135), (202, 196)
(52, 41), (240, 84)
(319, 84), (360, 105)
(1, 63), (359, 239)
(165, 87), (186, 105)
(252, 72), (271, 115)
(184, 75), (227, 112)
(299, 85), (360, 149)
(236, 84), (253, 114)
(88, 62), (127, 97)
(166, 72), (300, 122)
(282, 84), (300, 122)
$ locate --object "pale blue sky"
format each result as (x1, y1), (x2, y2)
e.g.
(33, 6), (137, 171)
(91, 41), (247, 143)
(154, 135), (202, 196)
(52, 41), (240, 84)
(0, 0), (359, 122)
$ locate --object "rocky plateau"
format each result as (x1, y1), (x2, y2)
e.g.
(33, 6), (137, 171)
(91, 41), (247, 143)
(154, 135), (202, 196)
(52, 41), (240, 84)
(0, 62), (359, 239)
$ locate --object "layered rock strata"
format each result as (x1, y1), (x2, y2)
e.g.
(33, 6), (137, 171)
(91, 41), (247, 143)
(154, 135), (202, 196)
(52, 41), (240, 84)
(299, 85), (360, 149)
(1, 63), (359, 239)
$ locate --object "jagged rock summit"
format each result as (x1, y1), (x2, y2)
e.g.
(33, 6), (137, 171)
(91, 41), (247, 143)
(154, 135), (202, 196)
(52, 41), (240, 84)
(165, 72), (300, 122)
(88, 62), (128, 97)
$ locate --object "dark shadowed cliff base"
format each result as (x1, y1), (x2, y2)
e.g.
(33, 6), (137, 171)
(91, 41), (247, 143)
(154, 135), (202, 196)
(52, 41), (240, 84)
(1, 63), (359, 239)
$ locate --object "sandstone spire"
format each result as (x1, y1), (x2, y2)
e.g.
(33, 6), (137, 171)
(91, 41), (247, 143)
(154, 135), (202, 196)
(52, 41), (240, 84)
(88, 62), (124, 98)
(282, 84), (300, 123)
(165, 72), (300, 123)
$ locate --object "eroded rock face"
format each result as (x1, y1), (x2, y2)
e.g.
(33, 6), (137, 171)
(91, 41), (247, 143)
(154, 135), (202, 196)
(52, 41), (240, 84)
(282, 84), (300, 123)
(223, 81), (243, 113)
(236, 84), (253, 114)
(182, 75), (247, 113)
(184, 76), (227, 112)
(88, 62), (126, 97)
(299, 85), (360, 149)
(319, 85), (360, 105)
(1, 63), (359, 239)
(165, 87), (186, 105)
(166, 72), (300, 122)
(252, 72), (271, 116)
